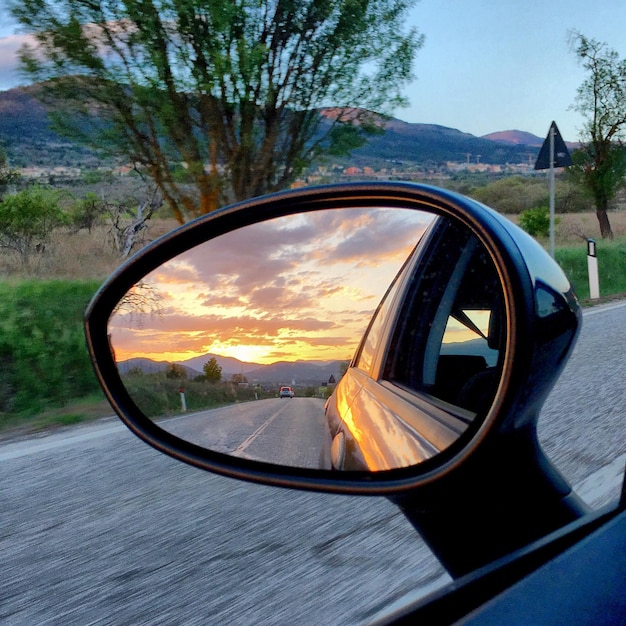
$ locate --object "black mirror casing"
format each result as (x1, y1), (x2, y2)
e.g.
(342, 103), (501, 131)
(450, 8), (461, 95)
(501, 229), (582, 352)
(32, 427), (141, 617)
(85, 182), (589, 575)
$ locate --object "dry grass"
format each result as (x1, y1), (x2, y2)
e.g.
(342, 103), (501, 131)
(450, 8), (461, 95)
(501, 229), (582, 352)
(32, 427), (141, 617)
(0, 218), (181, 280)
(506, 210), (626, 245)
(555, 211), (626, 243)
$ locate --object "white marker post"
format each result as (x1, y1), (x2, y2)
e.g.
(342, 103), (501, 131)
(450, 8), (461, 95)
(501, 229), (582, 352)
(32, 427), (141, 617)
(179, 386), (187, 412)
(587, 239), (600, 299)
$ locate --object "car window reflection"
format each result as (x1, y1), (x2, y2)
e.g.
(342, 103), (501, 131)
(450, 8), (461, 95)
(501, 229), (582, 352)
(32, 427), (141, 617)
(384, 219), (505, 415)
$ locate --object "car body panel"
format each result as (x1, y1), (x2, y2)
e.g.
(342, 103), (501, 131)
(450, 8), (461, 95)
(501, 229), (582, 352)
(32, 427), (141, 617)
(326, 212), (505, 472)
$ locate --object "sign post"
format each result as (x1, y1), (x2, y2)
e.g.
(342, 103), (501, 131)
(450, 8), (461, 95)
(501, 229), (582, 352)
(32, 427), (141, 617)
(534, 121), (573, 258)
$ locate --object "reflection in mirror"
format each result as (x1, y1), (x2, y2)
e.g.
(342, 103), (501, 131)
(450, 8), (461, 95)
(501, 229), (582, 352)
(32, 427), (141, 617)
(107, 207), (504, 471)
(331, 215), (507, 472)
(109, 207), (431, 469)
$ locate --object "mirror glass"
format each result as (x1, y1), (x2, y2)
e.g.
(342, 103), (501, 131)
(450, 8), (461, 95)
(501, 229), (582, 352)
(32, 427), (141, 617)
(108, 207), (505, 471)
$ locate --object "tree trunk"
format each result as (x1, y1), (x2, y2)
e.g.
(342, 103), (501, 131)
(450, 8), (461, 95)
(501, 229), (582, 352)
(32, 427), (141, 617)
(596, 207), (614, 240)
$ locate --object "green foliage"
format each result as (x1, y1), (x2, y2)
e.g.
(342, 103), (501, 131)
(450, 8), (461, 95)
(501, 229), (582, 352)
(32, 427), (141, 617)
(203, 357), (222, 382)
(165, 363), (188, 380)
(470, 176), (549, 214)
(67, 192), (108, 232)
(518, 206), (551, 237)
(469, 175), (590, 215)
(325, 121), (384, 157)
(81, 170), (114, 185)
(568, 144), (626, 228)
(0, 280), (102, 414)
(0, 147), (20, 197)
(12, 0), (423, 221)
(556, 237), (626, 299)
(0, 187), (67, 263)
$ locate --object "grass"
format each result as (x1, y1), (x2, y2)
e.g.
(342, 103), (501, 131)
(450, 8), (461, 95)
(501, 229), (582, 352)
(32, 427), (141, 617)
(0, 394), (113, 442)
(556, 238), (626, 301)
(0, 219), (179, 279)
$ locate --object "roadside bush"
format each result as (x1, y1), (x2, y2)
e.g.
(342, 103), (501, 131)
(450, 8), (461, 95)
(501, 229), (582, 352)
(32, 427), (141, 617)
(123, 376), (265, 418)
(0, 280), (102, 414)
(518, 206), (551, 237)
(0, 187), (67, 266)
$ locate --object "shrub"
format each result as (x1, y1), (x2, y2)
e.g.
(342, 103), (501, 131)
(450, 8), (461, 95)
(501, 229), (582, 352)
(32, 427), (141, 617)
(0, 187), (67, 266)
(518, 206), (551, 237)
(0, 280), (102, 413)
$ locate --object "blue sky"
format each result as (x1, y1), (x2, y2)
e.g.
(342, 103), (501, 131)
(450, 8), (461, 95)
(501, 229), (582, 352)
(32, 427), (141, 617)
(1, 0), (626, 142)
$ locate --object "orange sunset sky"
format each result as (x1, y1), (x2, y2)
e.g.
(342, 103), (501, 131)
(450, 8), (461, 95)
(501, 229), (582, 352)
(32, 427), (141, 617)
(109, 207), (435, 366)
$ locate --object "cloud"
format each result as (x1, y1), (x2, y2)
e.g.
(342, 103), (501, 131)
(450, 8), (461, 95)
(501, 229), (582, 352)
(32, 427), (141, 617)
(150, 208), (430, 300)
(113, 199), (435, 362)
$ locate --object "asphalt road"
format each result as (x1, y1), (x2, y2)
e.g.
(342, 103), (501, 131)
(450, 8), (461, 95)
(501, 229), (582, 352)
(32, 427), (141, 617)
(538, 299), (626, 506)
(160, 397), (332, 468)
(2, 301), (625, 625)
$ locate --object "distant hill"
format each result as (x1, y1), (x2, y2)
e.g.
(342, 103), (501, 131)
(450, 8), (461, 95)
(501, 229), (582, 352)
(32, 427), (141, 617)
(180, 353), (261, 376)
(244, 360), (345, 386)
(118, 353), (347, 387)
(0, 84), (551, 169)
(0, 84), (104, 168)
(118, 358), (201, 379)
(482, 129), (579, 151)
(349, 118), (540, 166)
(482, 130), (544, 147)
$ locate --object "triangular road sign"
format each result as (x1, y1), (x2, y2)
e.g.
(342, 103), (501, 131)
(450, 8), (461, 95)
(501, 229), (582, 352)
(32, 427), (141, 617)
(534, 121), (573, 170)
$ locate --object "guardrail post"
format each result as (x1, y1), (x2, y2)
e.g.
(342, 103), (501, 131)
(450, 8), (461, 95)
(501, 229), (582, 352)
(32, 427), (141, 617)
(587, 239), (600, 299)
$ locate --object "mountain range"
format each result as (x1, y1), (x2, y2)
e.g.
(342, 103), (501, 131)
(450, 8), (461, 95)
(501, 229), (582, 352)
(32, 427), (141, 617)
(0, 84), (554, 169)
(118, 354), (346, 387)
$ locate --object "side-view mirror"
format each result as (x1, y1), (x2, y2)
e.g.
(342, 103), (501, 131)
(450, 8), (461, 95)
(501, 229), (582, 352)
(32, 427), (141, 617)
(85, 182), (589, 575)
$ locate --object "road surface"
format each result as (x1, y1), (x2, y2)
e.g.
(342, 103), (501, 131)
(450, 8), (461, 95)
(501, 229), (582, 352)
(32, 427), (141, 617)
(160, 397), (331, 468)
(2, 301), (624, 624)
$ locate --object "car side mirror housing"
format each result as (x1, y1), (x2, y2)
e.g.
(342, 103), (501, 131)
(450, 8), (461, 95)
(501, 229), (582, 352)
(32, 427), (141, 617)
(85, 182), (581, 496)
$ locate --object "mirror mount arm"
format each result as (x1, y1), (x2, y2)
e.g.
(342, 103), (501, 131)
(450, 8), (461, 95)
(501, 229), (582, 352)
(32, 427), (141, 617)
(389, 427), (589, 579)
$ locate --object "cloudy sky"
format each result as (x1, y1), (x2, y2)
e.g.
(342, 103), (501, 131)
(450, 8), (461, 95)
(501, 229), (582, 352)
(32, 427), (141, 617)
(109, 209), (434, 365)
(1, 1), (625, 142)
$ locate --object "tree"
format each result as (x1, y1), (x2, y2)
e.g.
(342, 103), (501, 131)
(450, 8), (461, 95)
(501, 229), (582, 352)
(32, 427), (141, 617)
(12, 0), (423, 223)
(107, 188), (163, 257)
(0, 187), (67, 266)
(67, 192), (109, 233)
(569, 32), (626, 239)
(203, 357), (222, 383)
(166, 363), (188, 379)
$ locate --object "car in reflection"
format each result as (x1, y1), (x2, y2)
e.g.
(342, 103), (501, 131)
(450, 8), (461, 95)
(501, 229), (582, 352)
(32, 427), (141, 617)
(279, 386), (294, 398)
(325, 215), (504, 471)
